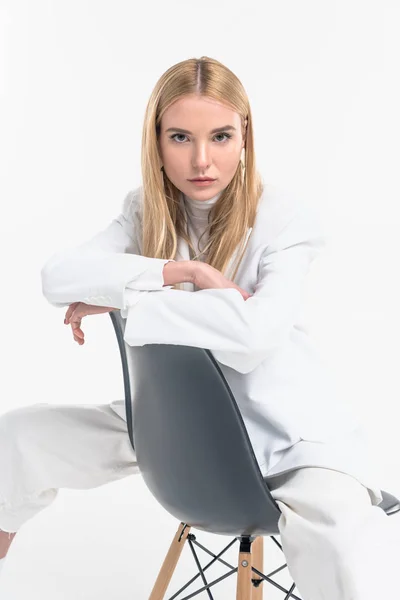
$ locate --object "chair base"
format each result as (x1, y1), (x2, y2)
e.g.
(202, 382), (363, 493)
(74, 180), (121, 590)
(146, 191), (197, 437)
(149, 522), (301, 600)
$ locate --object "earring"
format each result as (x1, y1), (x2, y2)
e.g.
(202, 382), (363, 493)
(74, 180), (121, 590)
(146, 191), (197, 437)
(240, 148), (246, 169)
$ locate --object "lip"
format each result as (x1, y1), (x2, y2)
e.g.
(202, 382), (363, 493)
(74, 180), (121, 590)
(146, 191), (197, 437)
(188, 178), (216, 182)
(189, 179), (216, 187)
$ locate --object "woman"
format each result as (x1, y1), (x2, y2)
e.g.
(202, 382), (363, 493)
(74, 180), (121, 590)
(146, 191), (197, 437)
(1, 56), (398, 598)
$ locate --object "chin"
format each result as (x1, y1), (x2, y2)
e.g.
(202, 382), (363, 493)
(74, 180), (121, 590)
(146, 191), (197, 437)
(185, 182), (220, 191)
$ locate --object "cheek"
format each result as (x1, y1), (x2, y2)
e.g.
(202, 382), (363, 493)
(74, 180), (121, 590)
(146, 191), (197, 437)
(220, 149), (241, 170)
(221, 142), (241, 158)
(164, 147), (185, 168)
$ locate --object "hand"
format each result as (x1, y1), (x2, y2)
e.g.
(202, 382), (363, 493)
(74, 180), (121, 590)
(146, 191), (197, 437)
(64, 302), (115, 345)
(191, 262), (252, 301)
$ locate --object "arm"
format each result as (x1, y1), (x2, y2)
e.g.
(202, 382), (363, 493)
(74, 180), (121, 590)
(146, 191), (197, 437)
(120, 260), (195, 317)
(40, 189), (180, 310)
(162, 260), (194, 286)
(122, 199), (326, 374)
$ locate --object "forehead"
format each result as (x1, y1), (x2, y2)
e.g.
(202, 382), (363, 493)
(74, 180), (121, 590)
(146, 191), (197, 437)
(161, 95), (240, 130)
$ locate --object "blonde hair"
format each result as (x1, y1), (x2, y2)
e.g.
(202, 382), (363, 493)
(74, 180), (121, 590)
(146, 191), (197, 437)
(140, 56), (264, 290)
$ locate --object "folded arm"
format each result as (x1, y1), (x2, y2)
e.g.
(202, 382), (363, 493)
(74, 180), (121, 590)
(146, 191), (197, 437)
(122, 202), (326, 374)
(40, 190), (177, 310)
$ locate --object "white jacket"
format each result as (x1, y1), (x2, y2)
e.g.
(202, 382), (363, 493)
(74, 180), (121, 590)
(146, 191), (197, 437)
(41, 184), (383, 506)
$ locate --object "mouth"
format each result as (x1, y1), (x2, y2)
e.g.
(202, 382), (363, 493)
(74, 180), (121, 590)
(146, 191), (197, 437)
(188, 177), (216, 182)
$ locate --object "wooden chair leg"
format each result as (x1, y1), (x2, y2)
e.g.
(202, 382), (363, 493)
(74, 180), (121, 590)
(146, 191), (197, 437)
(236, 543), (252, 600)
(251, 537), (264, 600)
(149, 522), (191, 600)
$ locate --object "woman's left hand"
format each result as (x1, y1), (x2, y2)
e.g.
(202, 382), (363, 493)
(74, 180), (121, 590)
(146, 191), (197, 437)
(64, 301), (115, 345)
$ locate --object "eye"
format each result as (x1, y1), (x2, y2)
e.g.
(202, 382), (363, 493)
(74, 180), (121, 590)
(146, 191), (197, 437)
(214, 132), (232, 143)
(169, 133), (188, 143)
(169, 132), (233, 144)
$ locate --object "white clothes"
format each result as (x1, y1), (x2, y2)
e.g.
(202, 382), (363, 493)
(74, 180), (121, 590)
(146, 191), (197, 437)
(0, 402), (399, 600)
(267, 467), (400, 600)
(40, 184), (384, 506)
(182, 190), (225, 296)
(182, 189), (221, 264)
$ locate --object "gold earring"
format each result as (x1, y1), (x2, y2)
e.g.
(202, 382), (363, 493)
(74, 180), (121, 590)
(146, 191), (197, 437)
(240, 148), (246, 169)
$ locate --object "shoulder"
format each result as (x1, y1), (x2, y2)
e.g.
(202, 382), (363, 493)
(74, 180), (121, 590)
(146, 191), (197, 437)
(253, 183), (326, 247)
(256, 183), (308, 224)
(121, 186), (143, 218)
(253, 183), (299, 239)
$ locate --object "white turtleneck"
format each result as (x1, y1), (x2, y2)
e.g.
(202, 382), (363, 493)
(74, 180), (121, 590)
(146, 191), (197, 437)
(122, 189), (222, 314)
(182, 190), (222, 262)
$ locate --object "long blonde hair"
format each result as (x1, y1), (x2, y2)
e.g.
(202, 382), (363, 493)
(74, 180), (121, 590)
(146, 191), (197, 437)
(140, 56), (264, 290)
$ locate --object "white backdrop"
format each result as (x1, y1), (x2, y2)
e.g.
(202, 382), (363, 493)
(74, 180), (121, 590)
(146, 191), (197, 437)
(1, 1), (399, 598)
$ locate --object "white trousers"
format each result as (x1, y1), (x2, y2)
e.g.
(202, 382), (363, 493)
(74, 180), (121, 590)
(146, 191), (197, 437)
(0, 402), (399, 599)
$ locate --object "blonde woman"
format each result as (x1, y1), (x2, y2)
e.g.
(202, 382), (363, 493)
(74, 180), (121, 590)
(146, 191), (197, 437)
(0, 57), (397, 598)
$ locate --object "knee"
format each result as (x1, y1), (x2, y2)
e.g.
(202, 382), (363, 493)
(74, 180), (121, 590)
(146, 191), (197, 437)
(0, 404), (50, 445)
(277, 502), (365, 566)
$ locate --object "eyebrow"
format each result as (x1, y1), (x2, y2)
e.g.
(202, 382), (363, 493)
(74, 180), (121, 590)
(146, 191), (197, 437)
(165, 125), (237, 134)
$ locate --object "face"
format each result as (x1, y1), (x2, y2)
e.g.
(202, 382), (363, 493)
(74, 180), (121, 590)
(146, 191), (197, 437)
(158, 94), (246, 201)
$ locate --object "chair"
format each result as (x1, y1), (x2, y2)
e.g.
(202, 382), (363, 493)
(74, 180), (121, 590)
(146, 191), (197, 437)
(109, 309), (400, 600)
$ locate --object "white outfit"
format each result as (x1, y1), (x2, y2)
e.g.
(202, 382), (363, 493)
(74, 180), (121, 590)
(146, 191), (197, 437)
(1, 184), (399, 598)
(0, 403), (398, 599)
(39, 183), (383, 506)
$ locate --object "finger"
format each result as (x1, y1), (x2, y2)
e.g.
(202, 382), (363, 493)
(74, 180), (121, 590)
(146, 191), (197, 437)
(71, 322), (82, 334)
(65, 302), (79, 324)
(71, 325), (84, 338)
(69, 317), (83, 335)
(65, 302), (79, 319)
(69, 310), (82, 328)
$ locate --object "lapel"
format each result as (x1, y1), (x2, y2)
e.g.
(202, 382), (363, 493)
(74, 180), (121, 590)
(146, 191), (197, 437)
(175, 192), (253, 292)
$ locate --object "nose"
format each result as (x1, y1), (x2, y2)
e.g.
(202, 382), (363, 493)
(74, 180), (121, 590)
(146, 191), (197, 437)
(192, 143), (212, 171)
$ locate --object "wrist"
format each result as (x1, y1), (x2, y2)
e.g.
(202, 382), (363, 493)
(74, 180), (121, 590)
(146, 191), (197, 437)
(186, 260), (199, 285)
(162, 260), (196, 286)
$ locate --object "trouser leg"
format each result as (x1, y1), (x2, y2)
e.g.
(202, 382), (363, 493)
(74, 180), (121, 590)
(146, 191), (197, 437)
(266, 466), (400, 600)
(0, 401), (138, 533)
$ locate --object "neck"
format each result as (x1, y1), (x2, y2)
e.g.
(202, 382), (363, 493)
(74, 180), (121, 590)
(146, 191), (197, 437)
(183, 190), (222, 204)
(182, 190), (222, 220)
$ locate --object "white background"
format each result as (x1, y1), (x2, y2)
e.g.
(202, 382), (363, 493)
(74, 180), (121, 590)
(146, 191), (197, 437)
(1, 1), (399, 598)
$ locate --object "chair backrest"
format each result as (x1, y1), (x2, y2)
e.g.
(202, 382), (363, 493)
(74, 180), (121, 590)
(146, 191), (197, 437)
(109, 310), (282, 536)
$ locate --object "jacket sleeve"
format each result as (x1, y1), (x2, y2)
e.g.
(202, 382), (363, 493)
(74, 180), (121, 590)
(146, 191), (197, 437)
(122, 200), (326, 374)
(40, 189), (175, 309)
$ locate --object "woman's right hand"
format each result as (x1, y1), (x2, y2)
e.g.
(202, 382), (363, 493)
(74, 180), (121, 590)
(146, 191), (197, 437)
(191, 262), (252, 301)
